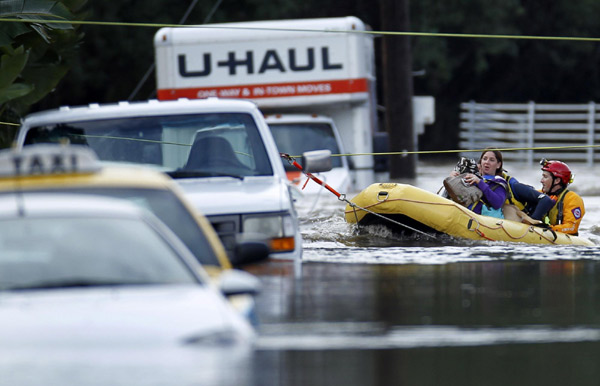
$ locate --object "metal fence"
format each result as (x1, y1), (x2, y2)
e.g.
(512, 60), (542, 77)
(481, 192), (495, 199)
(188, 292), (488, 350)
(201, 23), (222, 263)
(459, 101), (600, 165)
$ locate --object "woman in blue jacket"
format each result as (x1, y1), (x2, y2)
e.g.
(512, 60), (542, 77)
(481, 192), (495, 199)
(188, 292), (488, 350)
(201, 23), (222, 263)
(457, 149), (508, 218)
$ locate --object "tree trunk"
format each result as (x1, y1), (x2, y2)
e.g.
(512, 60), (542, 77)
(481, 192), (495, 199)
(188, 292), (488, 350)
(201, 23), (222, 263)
(380, 0), (415, 178)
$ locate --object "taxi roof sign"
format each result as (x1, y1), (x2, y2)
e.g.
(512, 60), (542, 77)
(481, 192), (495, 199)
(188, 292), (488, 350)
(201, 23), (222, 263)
(0, 145), (101, 178)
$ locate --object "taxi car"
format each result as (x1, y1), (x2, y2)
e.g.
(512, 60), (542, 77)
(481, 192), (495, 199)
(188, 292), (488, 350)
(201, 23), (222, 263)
(0, 144), (265, 322)
(0, 193), (256, 348)
(0, 144), (268, 273)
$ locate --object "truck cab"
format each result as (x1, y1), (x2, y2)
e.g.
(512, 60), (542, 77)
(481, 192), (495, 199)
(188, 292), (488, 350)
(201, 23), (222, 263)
(15, 98), (303, 263)
(265, 113), (352, 194)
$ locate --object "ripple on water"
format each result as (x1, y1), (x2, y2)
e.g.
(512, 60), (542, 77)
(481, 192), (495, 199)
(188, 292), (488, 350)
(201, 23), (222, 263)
(256, 323), (600, 350)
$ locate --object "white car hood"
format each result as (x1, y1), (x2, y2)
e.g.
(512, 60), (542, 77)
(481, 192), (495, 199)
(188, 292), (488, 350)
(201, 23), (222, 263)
(176, 176), (289, 216)
(0, 285), (254, 347)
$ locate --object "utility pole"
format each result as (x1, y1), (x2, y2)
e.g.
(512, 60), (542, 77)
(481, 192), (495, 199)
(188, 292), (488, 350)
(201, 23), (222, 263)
(380, 0), (415, 178)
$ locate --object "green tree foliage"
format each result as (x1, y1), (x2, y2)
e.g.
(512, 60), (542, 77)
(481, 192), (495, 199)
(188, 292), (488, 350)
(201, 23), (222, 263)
(409, 0), (600, 155)
(40, 0), (380, 107)
(37, 1), (225, 106)
(0, 0), (86, 147)
(408, 0), (525, 153)
(13, 0), (600, 154)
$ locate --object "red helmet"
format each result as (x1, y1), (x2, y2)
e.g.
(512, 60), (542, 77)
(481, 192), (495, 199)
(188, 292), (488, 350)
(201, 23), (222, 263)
(540, 159), (573, 185)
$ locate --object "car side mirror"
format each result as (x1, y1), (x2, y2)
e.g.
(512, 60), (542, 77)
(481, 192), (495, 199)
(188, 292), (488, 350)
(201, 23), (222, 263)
(218, 269), (261, 297)
(302, 149), (332, 173)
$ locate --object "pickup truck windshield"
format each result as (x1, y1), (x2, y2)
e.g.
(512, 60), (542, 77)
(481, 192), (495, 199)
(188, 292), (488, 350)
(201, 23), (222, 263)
(23, 113), (273, 177)
(269, 123), (342, 171)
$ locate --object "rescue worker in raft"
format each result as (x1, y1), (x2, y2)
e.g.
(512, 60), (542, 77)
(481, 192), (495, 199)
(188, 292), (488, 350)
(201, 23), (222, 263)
(538, 159), (585, 235)
(450, 149), (508, 218)
(502, 159), (584, 235)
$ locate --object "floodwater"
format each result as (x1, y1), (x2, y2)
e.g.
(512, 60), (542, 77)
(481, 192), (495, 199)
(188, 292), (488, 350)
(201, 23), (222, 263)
(4, 162), (600, 386)
(250, 161), (600, 386)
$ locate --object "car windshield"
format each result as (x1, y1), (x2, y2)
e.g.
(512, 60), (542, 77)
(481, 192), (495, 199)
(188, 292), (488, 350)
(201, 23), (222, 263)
(268, 122), (342, 171)
(0, 188), (222, 267)
(23, 113), (273, 178)
(0, 217), (199, 291)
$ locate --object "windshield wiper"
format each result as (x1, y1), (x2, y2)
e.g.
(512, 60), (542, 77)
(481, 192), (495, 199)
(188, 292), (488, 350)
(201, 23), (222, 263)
(167, 170), (245, 180)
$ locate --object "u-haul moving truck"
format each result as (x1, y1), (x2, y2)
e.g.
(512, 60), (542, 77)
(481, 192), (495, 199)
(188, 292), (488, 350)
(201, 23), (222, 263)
(154, 16), (377, 190)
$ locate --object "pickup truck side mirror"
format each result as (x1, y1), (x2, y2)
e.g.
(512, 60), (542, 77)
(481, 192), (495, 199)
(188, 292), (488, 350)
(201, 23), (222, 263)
(302, 149), (332, 173)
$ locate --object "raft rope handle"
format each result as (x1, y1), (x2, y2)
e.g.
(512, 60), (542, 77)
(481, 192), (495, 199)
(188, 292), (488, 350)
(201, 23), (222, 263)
(541, 227), (559, 243)
(467, 217), (479, 232)
(281, 153), (438, 240)
(466, 217), (493, 241)
(377, 191), (389, 202)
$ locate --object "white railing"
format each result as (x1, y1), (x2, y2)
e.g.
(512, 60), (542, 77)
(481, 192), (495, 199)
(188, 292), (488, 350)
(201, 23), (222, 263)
(459, 101), (600, 165)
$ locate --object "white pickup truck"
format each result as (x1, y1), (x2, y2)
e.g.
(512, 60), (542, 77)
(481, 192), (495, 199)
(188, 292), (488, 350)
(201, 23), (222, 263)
(15, 98), (306, 264)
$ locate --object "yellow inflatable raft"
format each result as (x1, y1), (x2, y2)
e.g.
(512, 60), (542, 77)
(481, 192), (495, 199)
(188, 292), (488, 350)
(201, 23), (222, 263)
(344, 183), (594, 246)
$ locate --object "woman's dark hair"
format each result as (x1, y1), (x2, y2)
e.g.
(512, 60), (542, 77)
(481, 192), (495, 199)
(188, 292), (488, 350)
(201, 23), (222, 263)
(478, 148), (503, 175)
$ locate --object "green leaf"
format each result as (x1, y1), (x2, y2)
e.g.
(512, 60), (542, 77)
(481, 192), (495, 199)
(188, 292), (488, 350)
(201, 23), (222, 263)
(0, 19), (32, 39)
(15, 61), (68, 105)
(60, 0), (87, 13)
(48, 1), (75, 20)
(27, 22), (51, 43)
(0, 0), (85, 135)
(0, 0), (24, 15)
(1, 1), (76, 30)
(0, 82), (33, 104)
(19, 13), (75, 31)
(0, 29), (11, 46)
(1, 0), (57, 15)
(0, 46), (28, 88)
